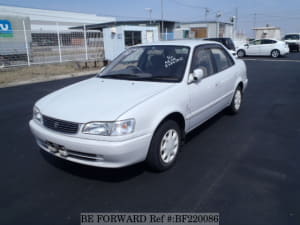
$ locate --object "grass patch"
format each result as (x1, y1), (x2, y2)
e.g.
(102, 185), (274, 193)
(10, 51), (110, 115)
(0, 61), (103, 85)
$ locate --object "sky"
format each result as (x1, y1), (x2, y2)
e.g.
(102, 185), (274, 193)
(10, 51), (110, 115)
(1, 0), (300, 36)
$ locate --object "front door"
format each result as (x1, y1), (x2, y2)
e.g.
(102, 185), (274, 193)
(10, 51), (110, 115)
(146, 30), (154, 43)
(191, 27), (207, 38)
(246, 39), (262, 55)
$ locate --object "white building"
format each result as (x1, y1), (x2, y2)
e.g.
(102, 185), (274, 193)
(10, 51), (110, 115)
(0, 5), (115, 31)
(103, 25), (159, 60)
(175, 21), (234, 39)
(253, 26), (281, 40)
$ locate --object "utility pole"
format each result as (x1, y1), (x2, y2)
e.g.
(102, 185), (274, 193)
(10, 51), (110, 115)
(204, 8), (209, 21)
(216, 11), (222, 38)
(145, 8), (152, 24)
(235, 8), (238, 38)
(161, 0), (164, 39)
(253, 13), (257, 38)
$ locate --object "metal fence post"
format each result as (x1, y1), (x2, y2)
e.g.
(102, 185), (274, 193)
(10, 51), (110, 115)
(22, 20), (31, 66)
(56, 23), (62, 63)
(83, 24), (88, 61)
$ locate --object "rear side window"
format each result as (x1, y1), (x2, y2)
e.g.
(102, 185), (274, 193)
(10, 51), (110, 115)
(210, 47), (234, 72)
(261, 39), (276, 44)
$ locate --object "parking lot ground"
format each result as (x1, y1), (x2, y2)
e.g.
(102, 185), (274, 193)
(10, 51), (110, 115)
(1, 57), (300, 225)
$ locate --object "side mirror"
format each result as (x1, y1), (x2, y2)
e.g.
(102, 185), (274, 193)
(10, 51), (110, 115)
(244, 44), (249, 47)
(188, 68), (204, 84)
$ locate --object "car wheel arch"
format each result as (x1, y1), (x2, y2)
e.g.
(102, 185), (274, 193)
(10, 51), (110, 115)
(152, 112), (186, 143)
(237, 81), (244, 92)
(271, 49), (280, 56)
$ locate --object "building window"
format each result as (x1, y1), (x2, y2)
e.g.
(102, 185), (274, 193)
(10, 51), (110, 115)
(124, 31), (142, 47)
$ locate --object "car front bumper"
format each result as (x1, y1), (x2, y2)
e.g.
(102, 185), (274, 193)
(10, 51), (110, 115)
(29, 120), (152, 168)
(287, 43), (299, 51)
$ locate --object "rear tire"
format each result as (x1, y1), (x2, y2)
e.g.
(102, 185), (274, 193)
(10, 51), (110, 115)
(271, 49), (280, 58)
(237, 50), (245, 58)
(227, 87), (243, 114)
(146, 120), (181, 172)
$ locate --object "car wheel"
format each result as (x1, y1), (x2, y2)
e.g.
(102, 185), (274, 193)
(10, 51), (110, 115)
(146, 120), (181, 171)
(0, 56), (5, 69)
(227, 87), (243, 114)
(271, 49), (280, 58)
(237, 50), (245, 58)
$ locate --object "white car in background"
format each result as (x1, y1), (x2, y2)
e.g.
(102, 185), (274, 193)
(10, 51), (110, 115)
(30, 40), (248, 171)
(237, 39), (289, 58)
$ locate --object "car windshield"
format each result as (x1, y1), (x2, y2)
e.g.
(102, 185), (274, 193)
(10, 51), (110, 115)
(98, 45), (190, 82)
(284, 34), (300, 40)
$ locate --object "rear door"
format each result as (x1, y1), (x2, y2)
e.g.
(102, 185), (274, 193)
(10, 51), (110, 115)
(187, 45), (220, 130)
(209, 46), (236, 109)
(188, 44), (235, 130)
(260, 39), (277, 55)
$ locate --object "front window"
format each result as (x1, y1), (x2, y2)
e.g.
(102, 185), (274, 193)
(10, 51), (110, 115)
(99, 46), (190, 82)
(250, 40), (262, 45)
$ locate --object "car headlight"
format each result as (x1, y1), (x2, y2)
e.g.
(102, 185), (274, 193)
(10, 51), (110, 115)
(33, 106), (42, 123)
(82, 119), (135, 136)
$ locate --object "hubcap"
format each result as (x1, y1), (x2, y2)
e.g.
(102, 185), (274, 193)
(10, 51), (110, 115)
(234, 90), (242, 110)
(272, 51), (279, 57)
(238, 51), (244, 57)
(160, 129), (179, 164)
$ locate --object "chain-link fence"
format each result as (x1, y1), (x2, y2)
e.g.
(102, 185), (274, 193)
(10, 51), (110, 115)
(0, 24), (104, 68)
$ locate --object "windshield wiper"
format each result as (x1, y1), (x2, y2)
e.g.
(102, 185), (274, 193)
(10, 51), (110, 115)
(147, 76), (180, 82)
(100, 74), (141, 80)
(100, 73), (153, 81)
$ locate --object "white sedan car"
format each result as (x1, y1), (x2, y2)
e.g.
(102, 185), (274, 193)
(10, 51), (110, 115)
(29, 40), (248, 171)
(237, 39), (289, 58)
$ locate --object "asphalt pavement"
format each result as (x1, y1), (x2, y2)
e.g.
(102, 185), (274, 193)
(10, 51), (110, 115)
(1, 54), (300, 225)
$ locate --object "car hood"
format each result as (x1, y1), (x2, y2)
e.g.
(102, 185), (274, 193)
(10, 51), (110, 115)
(36, 77), (174, 123)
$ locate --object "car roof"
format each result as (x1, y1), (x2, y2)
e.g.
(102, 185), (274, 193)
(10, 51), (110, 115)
(204, 37), (231, 40)
(137, 39), (221, 48)
(255, 38), (278, 41)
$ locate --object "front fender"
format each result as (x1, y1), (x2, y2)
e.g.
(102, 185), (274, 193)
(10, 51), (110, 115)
(117, 84), (189, 138)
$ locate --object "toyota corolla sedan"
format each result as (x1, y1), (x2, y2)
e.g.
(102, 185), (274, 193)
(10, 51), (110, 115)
(29, 40), (248, 171)
(237, 39), (289, 58)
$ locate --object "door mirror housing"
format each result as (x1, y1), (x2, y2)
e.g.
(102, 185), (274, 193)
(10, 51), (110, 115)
(188, 68), (204, 84)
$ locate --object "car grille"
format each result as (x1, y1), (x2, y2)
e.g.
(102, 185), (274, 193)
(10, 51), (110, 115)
(43, 115), (79, 134)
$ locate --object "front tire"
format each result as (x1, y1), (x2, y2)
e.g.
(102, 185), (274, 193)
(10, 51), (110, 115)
(237, 50), (245, 58)
(227, 87), (243, 114)
(146, 120), (181, 172)
(271, 49), (280, 58)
